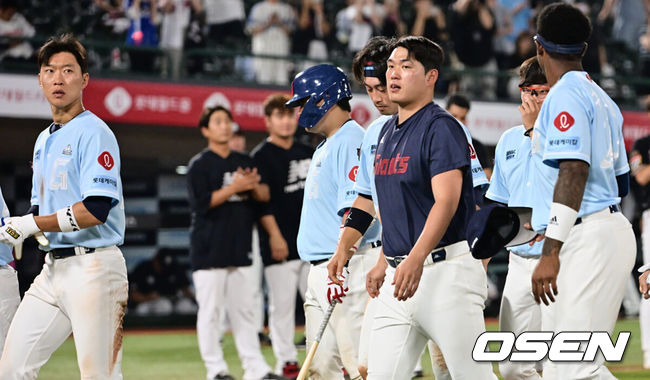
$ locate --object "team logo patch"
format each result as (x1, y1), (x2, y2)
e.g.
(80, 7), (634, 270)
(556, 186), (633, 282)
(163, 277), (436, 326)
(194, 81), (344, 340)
(34, 149), (41, 160)
(348, 166), (359, 181)
(506, 150), (516, 160)
(469, 143), (477, 159)
(554, 112), (574, 132)
(62, 144), (72, 155)
(98, 151), (114, 170)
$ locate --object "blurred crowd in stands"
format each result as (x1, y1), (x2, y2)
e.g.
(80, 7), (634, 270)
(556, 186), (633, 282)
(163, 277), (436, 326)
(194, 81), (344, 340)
(1, 0), (650, 102)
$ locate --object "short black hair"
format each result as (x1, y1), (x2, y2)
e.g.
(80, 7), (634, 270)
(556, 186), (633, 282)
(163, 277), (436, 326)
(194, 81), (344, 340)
(263, 93), (292, 117)
(337, 98), (351, 112)
(198, 105), (233, 129)
(536, 3), (591, 61)
(447, 94), (471, 111)
(392, 36), (444, 73)
(0, 0), (18, 9)
(518, 56), (547, 87)
(38, 33), (88, 73)
(352, 36), (395, 87)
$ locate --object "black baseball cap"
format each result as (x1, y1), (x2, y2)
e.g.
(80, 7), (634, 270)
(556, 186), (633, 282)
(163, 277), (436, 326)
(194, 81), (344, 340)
(466, 204), (538, 259)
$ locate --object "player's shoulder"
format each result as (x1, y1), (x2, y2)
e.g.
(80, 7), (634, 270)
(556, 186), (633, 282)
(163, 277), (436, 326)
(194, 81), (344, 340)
(336, 120), (365, 143)
(188, 149), (211, 171)
(500, 125), (526, 142)
(293, 140), (315, 155)
(75, 111), (116, 137)
(367, 114), (394, 131)
(250, 140), (269, 158)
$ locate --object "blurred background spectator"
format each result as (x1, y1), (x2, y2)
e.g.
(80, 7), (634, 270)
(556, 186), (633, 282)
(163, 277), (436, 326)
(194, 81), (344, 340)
(292, 0), (330, 72)
(159, 0), (201, 80)
(129, 249), (197, 316)
(0, 0), (35, 66)
(125, 0), (159, 73)
(205, 0), (247, 49)
(336, 0), (383, 55)
(247, 0), (295, 85)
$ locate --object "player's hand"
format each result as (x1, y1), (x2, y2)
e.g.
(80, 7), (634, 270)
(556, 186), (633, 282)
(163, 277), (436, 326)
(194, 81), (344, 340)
(231, 167), (260, 192)
(531, 252), (560, 306)
(1, 215), (40, 260)
(519, 96), (540, 130)
(523, 222), (545, 246)
(326, 266), (349, 305)
(328, 245), (355, 286)
(392, 254), (424, 301)
(269, 233), (289, 261)
(639, 270), (650, 299)
(366, 259), (387, 298)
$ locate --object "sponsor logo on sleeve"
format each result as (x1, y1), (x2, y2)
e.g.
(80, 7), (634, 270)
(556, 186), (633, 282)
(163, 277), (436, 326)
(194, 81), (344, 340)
(554, 112), (575, 132)
(348, 166), (359, 181)
(98, 151), (115, 170)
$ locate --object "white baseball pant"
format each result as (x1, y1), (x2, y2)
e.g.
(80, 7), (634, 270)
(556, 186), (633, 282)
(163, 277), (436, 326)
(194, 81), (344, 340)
(0, 246), (128, 380)
(540, 209), (635, 380)
(264, 258), (309, 373)
(193, 266), (271, 380)
(0, 264), (19, 354)
(304, 256), (367, 380)
(367, 243), (495, 380)
(499, 253), (542, 380)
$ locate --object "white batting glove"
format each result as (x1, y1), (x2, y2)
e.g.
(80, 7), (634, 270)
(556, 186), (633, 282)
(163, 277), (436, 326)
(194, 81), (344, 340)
(326, 266), (349, 305)
(0, 215), (40, 260)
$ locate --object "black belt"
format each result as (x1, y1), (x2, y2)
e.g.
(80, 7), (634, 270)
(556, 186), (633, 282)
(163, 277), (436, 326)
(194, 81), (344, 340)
(50, 247), (96, 259)
(574, 204), (619, 225)
(310, 258), (328, 266)
(385, 250), (447, 269)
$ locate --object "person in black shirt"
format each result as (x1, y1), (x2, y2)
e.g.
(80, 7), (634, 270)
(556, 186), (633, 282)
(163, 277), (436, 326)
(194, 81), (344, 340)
(251, 94), (314, 378)
(128, 250), (196, 316)
(187, 106), (285, 380)
(446, 93), (493, 180)
(633, 133), (650, 369)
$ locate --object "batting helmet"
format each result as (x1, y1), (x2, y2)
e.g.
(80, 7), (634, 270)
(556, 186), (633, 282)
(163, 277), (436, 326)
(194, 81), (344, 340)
(286, 64), (352, 129)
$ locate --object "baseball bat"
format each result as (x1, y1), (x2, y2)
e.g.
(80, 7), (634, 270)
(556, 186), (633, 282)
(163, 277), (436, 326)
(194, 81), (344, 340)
(297, 301), (337, 380)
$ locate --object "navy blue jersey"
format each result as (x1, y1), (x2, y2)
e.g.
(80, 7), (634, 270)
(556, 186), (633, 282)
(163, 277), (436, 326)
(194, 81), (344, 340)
(374, 102), (475, 257)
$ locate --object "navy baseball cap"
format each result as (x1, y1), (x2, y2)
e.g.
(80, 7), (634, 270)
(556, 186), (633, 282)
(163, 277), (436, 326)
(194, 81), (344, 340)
(466, 204), (538, 259)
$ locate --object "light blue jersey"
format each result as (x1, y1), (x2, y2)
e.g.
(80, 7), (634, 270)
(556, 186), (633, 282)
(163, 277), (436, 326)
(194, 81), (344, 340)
(487, 125), (542, 256)
(31, 111), (125, 249)
(0, 187), (13, 265)
(354, 115), (389, 244)
(459, 121), (490, 191)
(530, 71), (629, 232)
(298, 120), (365, 261)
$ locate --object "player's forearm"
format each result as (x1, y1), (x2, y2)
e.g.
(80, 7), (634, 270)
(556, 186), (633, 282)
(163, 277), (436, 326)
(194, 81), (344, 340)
(336, 196), (376, 251)
(259, 214), (283, 238)
(208, 185), (238, 208)
(634, 164), (650, 186)
(251, 183), (270, 202)
(410, 200), (457, 263)
(542, 160), (589, 257)
(33, 202), (102, 232)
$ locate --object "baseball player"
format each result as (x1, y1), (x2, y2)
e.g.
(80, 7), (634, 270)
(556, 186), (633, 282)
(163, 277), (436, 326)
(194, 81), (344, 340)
(631, 132), (650, 368)
(286, 64), (365, 379)
(486, 56), (548, 380)
(251, 93), (314, 378)
(187, 105), (286, 380)
(0, 34), (128, 379)
(529, 4), (635, 379)
(0, 186), (19, 354)
(328, 35), (488, 380)
(362, 35), (494, 379)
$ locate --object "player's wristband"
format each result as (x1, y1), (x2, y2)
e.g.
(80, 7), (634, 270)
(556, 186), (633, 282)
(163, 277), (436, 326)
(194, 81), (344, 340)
(344, 207), (374, 236)
(544, 202), (578, 243)
(56, 206), (80, 233)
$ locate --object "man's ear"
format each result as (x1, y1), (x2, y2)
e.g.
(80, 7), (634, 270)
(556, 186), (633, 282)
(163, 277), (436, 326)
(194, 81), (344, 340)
(82, 73), (89, 89)
(425, 68), (439, 86)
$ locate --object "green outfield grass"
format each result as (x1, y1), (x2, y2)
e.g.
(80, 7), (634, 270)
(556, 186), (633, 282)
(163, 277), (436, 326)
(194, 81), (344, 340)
(38, 318), (647, 379)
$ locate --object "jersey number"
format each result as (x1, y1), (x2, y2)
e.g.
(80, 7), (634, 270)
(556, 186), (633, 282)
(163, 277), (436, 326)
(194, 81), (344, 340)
(49, 158), (70, 190)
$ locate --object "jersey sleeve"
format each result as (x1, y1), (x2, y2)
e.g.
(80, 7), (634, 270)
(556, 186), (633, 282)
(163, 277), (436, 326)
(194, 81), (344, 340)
(427, 117), (471, 178)
(485, 136), (510, 203)
(79, 126), (121, 202)
(335, 137), (361, 216)
(187, 159), (211, 215)
(541, 92), (592, 167)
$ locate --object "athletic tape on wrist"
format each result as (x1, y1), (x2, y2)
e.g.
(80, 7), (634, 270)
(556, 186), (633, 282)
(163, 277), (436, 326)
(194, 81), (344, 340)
(545, 202), (578, 243)
(56, 206), (80, 233)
